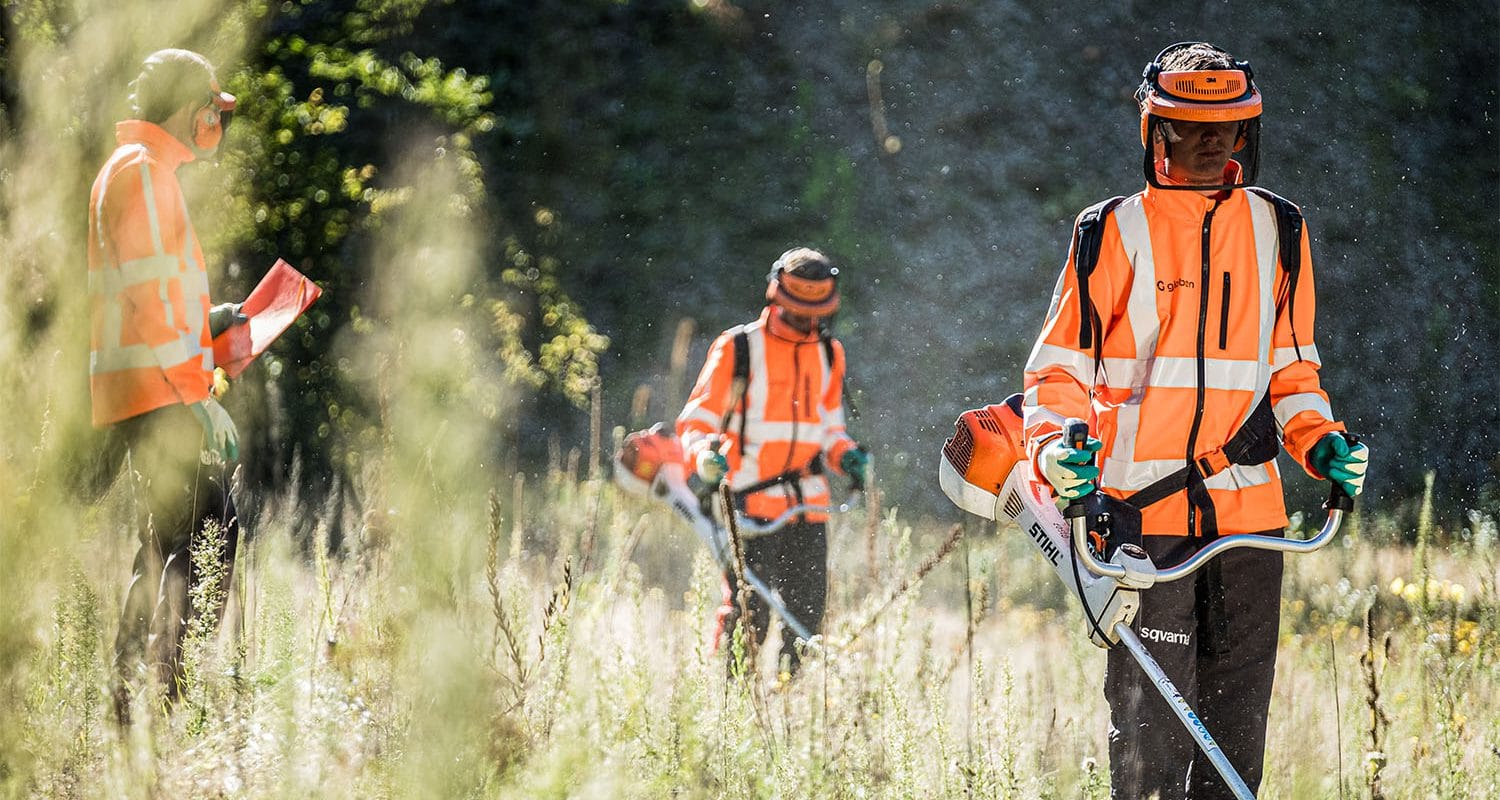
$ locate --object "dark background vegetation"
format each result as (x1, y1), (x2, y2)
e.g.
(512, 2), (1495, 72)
(4, 0), (1496, 527)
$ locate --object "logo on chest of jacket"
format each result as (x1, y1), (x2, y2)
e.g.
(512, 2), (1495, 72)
(1156, 278), (1195, 292)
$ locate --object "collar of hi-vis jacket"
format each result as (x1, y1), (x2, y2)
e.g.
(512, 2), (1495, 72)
(761, 305), (824, 344)
(115, 120), (196, 171)
(1145, 159), (1244, 218)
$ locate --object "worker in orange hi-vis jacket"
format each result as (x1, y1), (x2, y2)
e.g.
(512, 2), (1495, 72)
(91, 48), (248, 722)
(677, 247), (867, 675)
(1022, 42), (1370, 799)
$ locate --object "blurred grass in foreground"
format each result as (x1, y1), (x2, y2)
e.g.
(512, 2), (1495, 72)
(3, 442), (1498, 797)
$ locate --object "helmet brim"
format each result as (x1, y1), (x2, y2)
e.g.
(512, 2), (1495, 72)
(1144, 93), (1261, 123)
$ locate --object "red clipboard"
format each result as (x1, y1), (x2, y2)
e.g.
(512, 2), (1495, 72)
(212, 259), (323, 378)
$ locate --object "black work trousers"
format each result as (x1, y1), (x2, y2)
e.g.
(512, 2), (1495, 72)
(1105, 531), (1284, 800)
(717, 518), (827, 675)
(109, 404), (240, 703)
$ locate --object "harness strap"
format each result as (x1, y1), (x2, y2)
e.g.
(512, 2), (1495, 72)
(716, 329), (751, 458)
(1122, 395), (1280, 537)
(1246, 187), (1306, 362)
(1073, 196), (1127, 353)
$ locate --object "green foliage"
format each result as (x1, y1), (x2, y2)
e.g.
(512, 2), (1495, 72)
(202, 0), (608, 492)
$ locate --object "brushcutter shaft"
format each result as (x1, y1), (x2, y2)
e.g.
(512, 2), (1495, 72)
(1116, 624), (1257, 799)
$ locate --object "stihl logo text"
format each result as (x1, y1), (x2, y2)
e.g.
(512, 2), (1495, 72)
(1156, 278), (1194, 292)
(1027, 522), (1062, 565)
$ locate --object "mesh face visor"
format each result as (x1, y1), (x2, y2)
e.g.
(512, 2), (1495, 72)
(1138, 44), (1263, 190)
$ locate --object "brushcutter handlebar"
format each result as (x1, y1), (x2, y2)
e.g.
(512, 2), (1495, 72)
(734, 489), (864, 538)
(1064, 419), (1355, 584)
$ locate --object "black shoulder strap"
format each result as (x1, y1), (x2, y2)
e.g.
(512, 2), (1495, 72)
(732, 329), (750, 389)
(727, 329), (750, 456)
(1246, 187), (1306, 362)
(1073, 196), (1128, 356)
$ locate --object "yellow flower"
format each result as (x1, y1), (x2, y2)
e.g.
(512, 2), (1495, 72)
(1446, 582), (1466, 604)
(1389, 577), (1405, 595)
(1402, 584), (1421, 604)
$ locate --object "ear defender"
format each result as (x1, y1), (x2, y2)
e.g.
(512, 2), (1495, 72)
(192, 104), (223, 151)
(193, 82), (237, 153)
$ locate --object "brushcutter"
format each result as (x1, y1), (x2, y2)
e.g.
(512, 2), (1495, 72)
(614, 424), (862, 644)
(939, 396), (1354, 800)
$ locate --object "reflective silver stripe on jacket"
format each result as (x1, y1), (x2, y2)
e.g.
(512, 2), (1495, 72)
(90, 159), (211, 376)
(1098, 194), (1278, 493)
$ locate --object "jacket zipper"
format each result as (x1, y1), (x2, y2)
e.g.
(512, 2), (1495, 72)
(1219, 271), (1232, 350)
(1184, 200), (1221, 536)
(778, 343), (803, 502)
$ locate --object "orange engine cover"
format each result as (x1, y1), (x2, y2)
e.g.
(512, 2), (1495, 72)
(942, 393), (1027, 495)
(619, 423), (684, 484)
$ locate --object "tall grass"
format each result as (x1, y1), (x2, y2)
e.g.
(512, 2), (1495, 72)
(1, 3), (1496, 797)
(10, 446), (1498, 797)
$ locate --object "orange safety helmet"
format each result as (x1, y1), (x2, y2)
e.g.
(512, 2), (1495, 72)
(1136, 42), (1262, 191)
(765, 247), (840, 317)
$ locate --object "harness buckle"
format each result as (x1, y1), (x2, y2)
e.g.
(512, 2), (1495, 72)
(1195, 447), (1232, 478)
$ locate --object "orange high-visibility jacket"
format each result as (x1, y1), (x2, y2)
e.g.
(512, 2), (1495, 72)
(1024, 167), (1344, 537)
(678, 306), (857, 522)
(88, 121), (216, 427)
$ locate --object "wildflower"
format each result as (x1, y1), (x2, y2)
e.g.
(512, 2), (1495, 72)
(1446, 582), (1466, 604)
(1389, 577), (1405, 595)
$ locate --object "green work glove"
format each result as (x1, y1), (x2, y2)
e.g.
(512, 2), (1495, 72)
(839, 447), (869, 484)
(209, 302), (247, 337)
(192, 398), (240, 463)
(1038, 435), (1103, 499)
(695, 448), (728, 485)
(1308, 433), (1369, 497)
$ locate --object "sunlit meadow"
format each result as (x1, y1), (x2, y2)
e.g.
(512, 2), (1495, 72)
(1, 2), (1496, 798)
